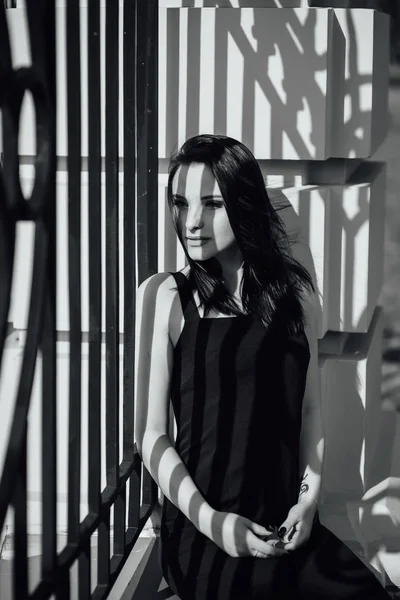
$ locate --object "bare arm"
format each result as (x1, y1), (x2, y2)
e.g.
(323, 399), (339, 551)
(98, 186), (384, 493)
(277, 290), (324, 548)
(298, 289), (324, 508)
(135, 273), (215, 537)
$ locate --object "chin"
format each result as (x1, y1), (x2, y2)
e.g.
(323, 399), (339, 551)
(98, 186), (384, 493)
(187, 248), (215, 262)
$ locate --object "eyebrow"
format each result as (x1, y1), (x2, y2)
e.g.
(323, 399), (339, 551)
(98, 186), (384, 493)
(172, 193), (223, 200)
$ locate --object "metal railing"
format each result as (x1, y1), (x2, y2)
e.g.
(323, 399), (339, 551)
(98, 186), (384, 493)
(0, 1), (158, 598)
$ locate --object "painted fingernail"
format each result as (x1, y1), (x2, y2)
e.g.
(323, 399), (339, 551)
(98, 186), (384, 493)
(278, 527), (286, 537)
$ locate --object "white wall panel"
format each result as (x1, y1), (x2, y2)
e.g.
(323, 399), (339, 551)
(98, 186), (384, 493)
(345, 407), (400, 588)
(319, 306), (384, 499)
(274, 187), (330, 338)
(159, 7), (334, 160)
(329, 161), (386, 332)
(331, 8), (390, 158)
(279, 161), (385, 336)
(347, 474), (400, 588)
(158, 7), (389, 160)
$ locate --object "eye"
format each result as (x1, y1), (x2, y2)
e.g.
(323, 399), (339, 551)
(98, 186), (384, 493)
(172, 198), (188, 208)
(205, 200), (224, 209)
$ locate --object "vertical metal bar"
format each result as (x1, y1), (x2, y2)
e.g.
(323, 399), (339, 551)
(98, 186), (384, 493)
(136, 0), (148, 284)
(55, 573), (71, 600)
(97, 514), (110, 587)
(122, 0), (136, 468)
(136, 0), (158, 284)
(79, 540), (91, 600)
(13, 430), (28, 600)
(25, 0), (58, 579)
(66, 0), (82, 547)
(0, 181), (14, 372)
(114, 488), (126, 556)
(142, 468), (158, 507)
(139, 0), (158, 509)
(128, 453), (141, 529)
(165, 8), (180, 164)
(105, 0), (119, 491)
(123, 0), (140, 532)
(146, 0), (158, 278)
(87, 0), (102, 518)
(0, 2), (14, 369)
(185, 9), (200, 142)
(122, 0), (136, 466)
(0, 3), (12, 71)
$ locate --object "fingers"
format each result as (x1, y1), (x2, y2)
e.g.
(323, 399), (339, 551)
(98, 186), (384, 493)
(283, 523), (311, 551)
(282, 528), (300, 549)
(277, 517), (297, 541)
(280, 523), (297, 544)
(251, 535), (289, 558)
(249, 521), (274, 538)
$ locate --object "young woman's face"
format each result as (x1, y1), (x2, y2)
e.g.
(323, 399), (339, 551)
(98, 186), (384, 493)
(171, 162), (239, 262)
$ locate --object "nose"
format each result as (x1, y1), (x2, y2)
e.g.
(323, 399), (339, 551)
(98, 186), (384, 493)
(186, 205), (204, 232)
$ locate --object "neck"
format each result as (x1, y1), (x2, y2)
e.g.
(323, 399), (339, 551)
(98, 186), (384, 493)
(216, 248), (244, 294)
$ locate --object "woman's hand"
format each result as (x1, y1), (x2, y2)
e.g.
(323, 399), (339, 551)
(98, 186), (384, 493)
(210, 511), (290, 559)
(277, 500), (317, 551)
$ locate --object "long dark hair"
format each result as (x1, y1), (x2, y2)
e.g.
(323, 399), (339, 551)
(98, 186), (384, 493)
(167, 134), (315, 336)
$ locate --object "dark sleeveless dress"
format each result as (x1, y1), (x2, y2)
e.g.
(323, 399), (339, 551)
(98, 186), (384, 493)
(159, 271), (390, 600)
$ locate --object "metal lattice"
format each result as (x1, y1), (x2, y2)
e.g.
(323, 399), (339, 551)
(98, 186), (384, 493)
(0, 1), (158, 597)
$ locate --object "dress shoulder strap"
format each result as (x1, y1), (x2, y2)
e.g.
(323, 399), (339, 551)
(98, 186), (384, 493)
(169, 271), (199, 324)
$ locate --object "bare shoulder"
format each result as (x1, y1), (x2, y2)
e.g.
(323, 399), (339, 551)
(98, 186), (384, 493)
(138, 271), (178, 300)
(137, 272), (185, 341)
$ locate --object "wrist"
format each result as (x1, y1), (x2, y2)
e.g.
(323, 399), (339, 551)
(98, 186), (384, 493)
(298, 497), (318, 513)
(197, 503), (217, 538)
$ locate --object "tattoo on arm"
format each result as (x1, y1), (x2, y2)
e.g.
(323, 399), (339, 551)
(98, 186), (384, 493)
(299, 474), (309, 498)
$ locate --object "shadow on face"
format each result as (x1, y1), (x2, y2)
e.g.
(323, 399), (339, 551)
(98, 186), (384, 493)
(171, 162), (240, 264)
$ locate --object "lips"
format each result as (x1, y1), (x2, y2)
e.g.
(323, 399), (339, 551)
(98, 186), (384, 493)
(186, 237), (210, 246)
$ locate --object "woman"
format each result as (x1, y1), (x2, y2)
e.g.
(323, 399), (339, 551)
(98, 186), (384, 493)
(135, 135), (390, 599)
